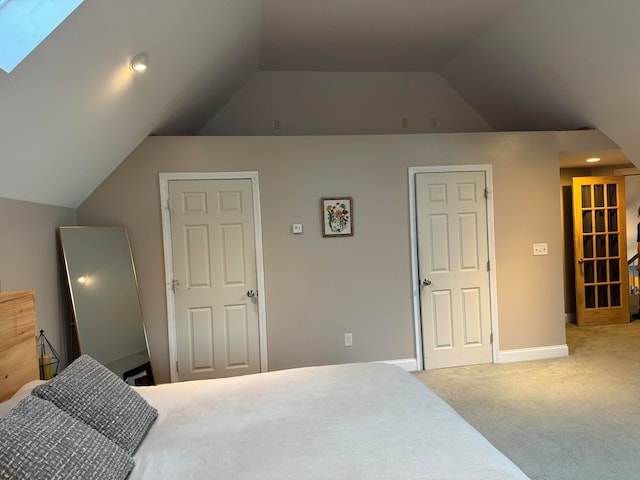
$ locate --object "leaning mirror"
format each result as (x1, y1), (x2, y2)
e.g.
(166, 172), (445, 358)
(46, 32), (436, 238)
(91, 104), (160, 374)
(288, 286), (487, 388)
(58, 226), (153, 384)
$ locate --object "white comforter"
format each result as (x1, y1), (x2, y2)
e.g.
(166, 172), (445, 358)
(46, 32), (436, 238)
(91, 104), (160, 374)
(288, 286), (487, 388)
(131, 363), (529, 479)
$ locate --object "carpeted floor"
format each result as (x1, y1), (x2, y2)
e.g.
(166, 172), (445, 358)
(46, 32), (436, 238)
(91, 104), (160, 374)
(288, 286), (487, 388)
(413, 322), (640, 480)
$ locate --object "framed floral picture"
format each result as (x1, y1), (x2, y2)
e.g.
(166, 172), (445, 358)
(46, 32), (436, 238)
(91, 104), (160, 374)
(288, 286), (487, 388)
(321, 197), (353, 237)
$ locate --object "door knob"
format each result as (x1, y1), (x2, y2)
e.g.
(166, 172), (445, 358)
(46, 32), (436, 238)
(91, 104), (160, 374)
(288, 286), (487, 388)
(577, 259), (583, 264)
(422, 279), (432, 287)
(247, 290), (256, 298)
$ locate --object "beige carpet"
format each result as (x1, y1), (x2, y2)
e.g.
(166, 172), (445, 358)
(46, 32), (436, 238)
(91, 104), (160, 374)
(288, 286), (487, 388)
(413, 322), (640, 480)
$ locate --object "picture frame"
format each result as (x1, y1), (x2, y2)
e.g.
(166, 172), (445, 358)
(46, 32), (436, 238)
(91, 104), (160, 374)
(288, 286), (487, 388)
(321, 197), (353, 237)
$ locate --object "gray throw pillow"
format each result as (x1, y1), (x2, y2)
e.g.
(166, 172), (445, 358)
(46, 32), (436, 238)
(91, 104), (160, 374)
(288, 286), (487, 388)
(0, 395), (134, 480)
(32, 354), (158, 455)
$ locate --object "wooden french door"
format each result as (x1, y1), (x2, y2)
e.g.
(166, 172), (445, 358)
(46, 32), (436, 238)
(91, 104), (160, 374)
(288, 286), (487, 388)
(416, 171), (493, 369)
(572, 176), (629, 326)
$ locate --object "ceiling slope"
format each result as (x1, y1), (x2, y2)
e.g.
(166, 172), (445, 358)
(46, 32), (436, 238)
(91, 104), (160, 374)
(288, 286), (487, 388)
(2, 0), (638, 208)
(0, 0), (262, 208)
(259, 0), (521, 71)
(441, 0), (640, 164)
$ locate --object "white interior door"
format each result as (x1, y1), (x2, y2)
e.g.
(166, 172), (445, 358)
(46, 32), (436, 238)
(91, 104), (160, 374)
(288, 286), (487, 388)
(416, 171), (493, 369)
(169, 178), (260, 381)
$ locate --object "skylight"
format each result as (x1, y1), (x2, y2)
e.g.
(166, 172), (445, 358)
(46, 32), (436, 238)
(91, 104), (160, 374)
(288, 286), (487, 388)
(0, 0), (85, 73)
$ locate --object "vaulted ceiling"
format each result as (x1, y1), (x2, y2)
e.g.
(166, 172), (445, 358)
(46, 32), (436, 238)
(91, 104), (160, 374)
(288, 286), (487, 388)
(0, 0), (638, 208)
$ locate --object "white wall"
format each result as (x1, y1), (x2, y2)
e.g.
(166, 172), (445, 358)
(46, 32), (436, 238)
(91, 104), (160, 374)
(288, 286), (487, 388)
(199, 71), (492, 135)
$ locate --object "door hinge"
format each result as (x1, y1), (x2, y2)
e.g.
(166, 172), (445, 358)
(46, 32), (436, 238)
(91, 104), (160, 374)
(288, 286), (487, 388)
(166, 198), (173, 213)
(176, 361), (179, 374)
(489, 332), (494, 344)
(484, 188), (489, 199)
(487, 260), (491, 272)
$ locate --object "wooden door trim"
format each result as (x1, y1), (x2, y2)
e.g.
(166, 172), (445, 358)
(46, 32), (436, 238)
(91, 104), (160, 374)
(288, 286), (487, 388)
(408, 165), (499, 370)
(159, 172), (268, 382)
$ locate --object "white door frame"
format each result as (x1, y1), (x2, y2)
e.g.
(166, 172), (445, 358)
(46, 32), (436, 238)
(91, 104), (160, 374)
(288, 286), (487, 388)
(408, 165), (500, 370)
(159, 172), (268, 382)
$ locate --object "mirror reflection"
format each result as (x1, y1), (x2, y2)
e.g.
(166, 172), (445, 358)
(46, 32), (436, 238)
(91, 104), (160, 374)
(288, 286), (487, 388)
(58, 226), (153, 383)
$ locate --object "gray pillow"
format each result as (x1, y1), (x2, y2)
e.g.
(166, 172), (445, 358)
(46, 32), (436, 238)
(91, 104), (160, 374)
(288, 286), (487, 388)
(0, 395), (134, 480)
(32, 354), (158, 455)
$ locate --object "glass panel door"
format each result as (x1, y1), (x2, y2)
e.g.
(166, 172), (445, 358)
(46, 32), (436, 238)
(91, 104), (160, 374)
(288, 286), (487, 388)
(572, 176), (629, 325)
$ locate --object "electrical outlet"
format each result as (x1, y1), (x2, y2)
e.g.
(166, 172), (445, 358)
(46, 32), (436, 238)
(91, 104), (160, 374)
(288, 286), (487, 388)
(533, 243), (548, 256)
(401, 117), (409, 128)
(273, 119), (281, 130)
(344, 333), (353, 347)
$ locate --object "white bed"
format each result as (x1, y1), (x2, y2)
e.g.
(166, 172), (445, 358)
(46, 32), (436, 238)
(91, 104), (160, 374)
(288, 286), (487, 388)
(129, 362), (528, 479)
(0, 302), (530, 479)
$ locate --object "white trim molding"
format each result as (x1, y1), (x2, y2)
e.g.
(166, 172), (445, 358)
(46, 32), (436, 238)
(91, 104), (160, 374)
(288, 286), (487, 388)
(498, 344), (568, 364)
(159, 172), (268, 382)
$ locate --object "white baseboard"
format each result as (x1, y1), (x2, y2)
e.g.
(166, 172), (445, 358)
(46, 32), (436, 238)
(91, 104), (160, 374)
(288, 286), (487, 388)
(498, 344), (568, 364)
(377, 358), (418, 372)
(374, 348), (567, 371)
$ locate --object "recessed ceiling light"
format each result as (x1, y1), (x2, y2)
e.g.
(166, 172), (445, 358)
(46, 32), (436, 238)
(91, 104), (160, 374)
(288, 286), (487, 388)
(586, 157), (601, 163)
(130, 51), (148, 72)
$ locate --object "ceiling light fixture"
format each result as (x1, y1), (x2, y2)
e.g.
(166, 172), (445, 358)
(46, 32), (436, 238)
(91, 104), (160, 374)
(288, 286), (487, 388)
(130, 51), (148, 72)
(586, 157), (601, 163)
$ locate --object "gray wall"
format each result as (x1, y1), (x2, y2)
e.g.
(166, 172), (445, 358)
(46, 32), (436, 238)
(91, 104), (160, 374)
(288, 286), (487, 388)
(78, 132), (566, 384)
(200, 71), (492, 135)
(0, 197), (76, 362)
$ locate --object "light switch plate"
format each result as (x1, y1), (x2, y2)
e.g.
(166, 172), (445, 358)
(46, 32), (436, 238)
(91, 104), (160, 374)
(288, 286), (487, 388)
(292, 224), (303, 234)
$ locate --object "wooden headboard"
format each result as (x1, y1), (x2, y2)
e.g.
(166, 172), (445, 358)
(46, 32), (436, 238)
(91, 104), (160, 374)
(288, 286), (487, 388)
(0, 291), (40, 402)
